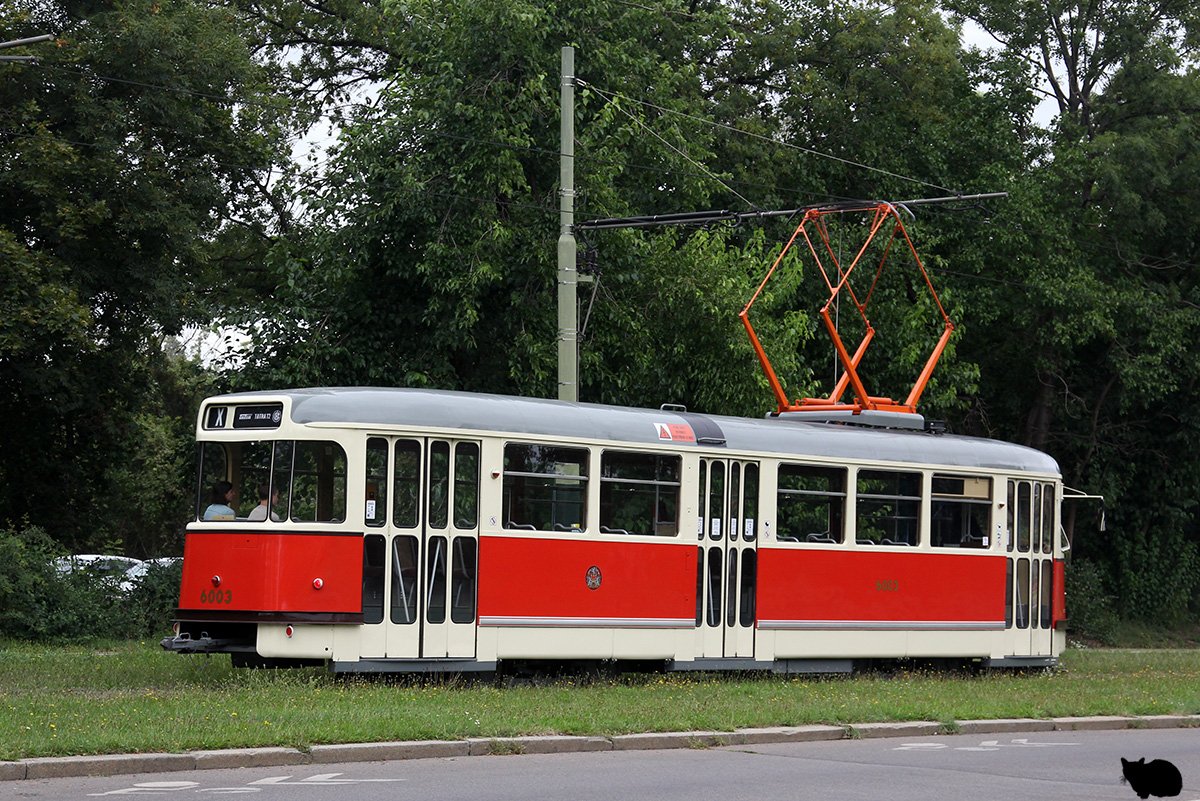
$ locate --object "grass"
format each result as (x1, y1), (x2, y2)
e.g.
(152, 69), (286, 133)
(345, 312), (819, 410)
(1, 641), (1198, 760)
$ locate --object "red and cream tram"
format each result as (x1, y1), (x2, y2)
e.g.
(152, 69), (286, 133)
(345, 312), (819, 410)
(162, 387), (1066, 673)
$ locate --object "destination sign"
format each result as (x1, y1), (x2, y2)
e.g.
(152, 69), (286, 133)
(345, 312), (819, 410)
(232, 404), (284, 429)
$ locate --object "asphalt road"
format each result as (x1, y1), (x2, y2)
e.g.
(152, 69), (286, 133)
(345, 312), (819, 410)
(5, 727), (1198, 801)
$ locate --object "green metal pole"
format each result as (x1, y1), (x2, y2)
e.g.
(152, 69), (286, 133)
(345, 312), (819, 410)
(557, 46), (578, 402)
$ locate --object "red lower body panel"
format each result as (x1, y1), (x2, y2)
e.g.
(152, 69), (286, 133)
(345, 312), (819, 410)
(757, 548), (1005, 630)
(478, 536), (695, 626)
(178, 530), (363, 620)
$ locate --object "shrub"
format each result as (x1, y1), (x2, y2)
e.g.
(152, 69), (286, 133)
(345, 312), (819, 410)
(1066, 558), (1119, 644)
(124, 560), (184, 640)
(0, 524), (181, 642)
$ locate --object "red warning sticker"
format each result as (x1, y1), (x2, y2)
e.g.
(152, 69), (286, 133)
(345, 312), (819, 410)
(655, 422), (696, 443)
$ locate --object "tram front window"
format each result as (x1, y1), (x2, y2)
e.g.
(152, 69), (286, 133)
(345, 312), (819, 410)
(502, 444), (588, 532)
(197, 440), (347, 523)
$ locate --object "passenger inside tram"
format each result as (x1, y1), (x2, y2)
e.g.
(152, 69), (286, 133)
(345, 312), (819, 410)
(202, 481), (237, 520)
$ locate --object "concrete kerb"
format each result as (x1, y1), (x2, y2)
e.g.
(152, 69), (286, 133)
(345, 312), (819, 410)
(311, 740), (470, 763)
(848, 721), (942, 739)
(5, 715), (1199, 781)
(956, 718), (1054, 734)
(22, 752), (196, 780)
(467, 735), (613, 756)
(1052, 715), (1138, 731)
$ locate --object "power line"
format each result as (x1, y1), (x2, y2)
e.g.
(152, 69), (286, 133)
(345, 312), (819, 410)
(577, 78), (960, 195)
(8, 54), (1198, 281)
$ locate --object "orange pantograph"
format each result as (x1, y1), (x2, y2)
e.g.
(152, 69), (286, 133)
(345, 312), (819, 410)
(739, 201), (953, 416)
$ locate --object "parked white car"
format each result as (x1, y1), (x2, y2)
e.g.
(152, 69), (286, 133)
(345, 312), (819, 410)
(52, 554), (145, 593)
(123, 557), (182, 584)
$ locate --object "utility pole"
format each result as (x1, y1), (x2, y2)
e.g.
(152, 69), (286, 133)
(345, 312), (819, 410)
(557, 46), (578, 402)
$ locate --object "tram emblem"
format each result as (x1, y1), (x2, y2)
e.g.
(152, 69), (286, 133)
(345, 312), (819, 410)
(585, 565), (602, 590)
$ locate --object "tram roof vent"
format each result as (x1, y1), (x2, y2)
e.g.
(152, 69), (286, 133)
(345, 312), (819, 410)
(773, 409), (927, 431)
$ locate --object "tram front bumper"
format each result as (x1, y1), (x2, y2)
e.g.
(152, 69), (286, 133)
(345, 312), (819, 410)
(159, 632), (256, 655)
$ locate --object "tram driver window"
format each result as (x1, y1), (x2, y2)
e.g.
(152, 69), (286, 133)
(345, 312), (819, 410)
(599, 451), (681, 537)
(195, 439), (347, 523)
(856, 469), (921, 546)
(503, 444), (588, 532)
(930, 475), (992, 548)
(776, 464), (846, 544)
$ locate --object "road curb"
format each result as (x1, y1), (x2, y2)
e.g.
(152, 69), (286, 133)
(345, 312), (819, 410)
(848, 721), (942, 738)
(4, 714), (1199, 781)
(21, 752), (196, 780)
(956, 718), (1054, 733)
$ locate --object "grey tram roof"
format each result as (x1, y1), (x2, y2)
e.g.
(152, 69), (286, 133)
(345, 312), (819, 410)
(210, 387), (1060, 476)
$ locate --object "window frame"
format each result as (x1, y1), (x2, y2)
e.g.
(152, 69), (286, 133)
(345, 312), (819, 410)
(929, 473), (992, 549)
(776, 463), (847, 545)
(196, 438), (348, 525)
(855, 468), (922, 547)
(598, 450), (682, 537)
(501, 443), (590, 533)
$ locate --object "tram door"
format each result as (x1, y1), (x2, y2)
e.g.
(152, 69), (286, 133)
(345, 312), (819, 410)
(361, 437), (480, 660)
(1005, 479), (1055, 657)
(696, 458), (760, 659)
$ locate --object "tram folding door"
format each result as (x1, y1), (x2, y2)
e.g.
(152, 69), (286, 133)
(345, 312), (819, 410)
(696, 458), (760, 659)
(1005, 479), (1055, 659)
(360, 437), (481, 660)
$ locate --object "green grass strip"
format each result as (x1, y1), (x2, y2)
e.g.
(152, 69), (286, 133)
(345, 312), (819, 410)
(1, 642), (1198, 760)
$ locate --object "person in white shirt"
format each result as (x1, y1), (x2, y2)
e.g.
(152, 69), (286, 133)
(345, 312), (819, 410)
(247, 483), (282, 522)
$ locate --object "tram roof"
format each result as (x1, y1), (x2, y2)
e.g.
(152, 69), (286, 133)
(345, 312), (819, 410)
(210, 387), (1060, 476)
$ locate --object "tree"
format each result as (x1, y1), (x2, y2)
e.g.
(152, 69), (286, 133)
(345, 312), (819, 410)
(229, 0), (768, 409)
(944, 0), (1200, 620)
(0, 0), (292, 552)
(229, 0), (998, 421)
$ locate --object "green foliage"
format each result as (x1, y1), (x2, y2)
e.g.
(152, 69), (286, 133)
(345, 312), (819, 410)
(0, 0), (291, 553)
(0, 524), (182, 642)
(124, 560), (187, 640)
(1065, 559), (1119, 644)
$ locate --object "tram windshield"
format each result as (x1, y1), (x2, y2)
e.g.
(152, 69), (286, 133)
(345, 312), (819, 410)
(196, 440), (348, 523)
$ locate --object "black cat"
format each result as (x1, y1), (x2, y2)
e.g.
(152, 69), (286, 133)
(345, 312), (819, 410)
(1121, 757), (1183, 799)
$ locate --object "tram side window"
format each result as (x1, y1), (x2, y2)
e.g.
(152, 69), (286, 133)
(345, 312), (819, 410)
(503, 444), (588, 532)
(856, 469), (921, 546)
(776, 465), (846, 544)
(365, 438), (388, 527)
(454, 442), (480, 528)
(1041, 484), (1055, 554)
(290, 441), (347, 522)
(196, 439), (347, 523)
(393, 440), (420, 529)
(197, 443), (229, 519)
(930, 475), (992, 548)
(599, 451), (681, 537)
